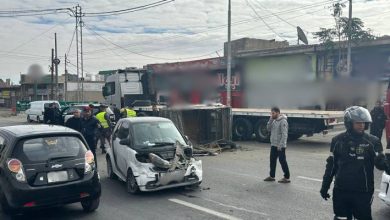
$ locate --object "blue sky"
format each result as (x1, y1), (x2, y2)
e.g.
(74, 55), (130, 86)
(0, 0), (390, 84)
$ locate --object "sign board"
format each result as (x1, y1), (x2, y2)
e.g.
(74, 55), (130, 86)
(67, 82), (104, 92)
(1, 90), (10, 98)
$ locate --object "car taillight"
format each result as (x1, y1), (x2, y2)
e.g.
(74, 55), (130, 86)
(7, 159), (26, 182)
(85, 150), (95, 174)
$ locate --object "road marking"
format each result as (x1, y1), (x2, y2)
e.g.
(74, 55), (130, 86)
(201, 197), (268, 216)
(298, 176), (382, 193)
(297, 176), (323, 182)
(169, 198), (242, 220)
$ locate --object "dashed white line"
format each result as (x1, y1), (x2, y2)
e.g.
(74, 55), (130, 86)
(169, 198), (242, 220)
(297, 176), (323, 182)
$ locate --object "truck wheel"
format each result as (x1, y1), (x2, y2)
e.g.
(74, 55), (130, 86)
(288, 134), (303, 141)
(232, 118), (253, 141)
(255, 120), (270, 143)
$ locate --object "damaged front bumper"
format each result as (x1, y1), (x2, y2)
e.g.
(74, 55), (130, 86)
(134, 159), (202, 192)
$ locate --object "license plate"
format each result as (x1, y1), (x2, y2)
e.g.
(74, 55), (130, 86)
(47, 171), (68, 183)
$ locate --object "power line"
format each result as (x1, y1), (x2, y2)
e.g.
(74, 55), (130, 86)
(85, 24), (222, 61)
(85, 0), (336, 55)
(251, 0), (296, 29)
(66, 27), (77, 56)
(246, 0), (286, 41)
(84, 0), (174, 17)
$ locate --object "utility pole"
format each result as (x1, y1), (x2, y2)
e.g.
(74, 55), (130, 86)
(51, 49), (54, 99)
(75, 5), (80, 102)
(54, 33), (60, 100)
(226, 0), (232, 107)
(227, 0), (233, 142)
(80, 6), (85, 103)
(347, 0), (352, 75)
(64, 54), (68, 102)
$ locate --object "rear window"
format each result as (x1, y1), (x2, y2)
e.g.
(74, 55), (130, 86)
(13, 136), (87, 163)
(44, 103), (60, 108)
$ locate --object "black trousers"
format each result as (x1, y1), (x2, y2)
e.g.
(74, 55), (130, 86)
(85, 136), (98, 168)
(269, 146), (290, 179)
(333, 189), (373, 220)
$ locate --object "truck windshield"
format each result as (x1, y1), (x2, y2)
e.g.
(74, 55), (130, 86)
(131, 122), (186, 148)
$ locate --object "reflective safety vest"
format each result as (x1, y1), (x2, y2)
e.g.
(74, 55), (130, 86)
(96, 112), (109, 128)
(126, 109), (137, 117)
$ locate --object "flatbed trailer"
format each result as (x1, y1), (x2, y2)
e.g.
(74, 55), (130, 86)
(232, 108), (344, 142)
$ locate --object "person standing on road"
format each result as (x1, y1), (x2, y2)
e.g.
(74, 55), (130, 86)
(112, 104), (121, 122)
(96, 104), (112, 154)
(370, 100), (386, 140)
(320, 106), (390, 220)
(264, 107), (291, 183)
(44, 103), (54, 124)
(81, 106), (101, 168)
(121, 105), (137, 118)
(65, 109), (82, 133)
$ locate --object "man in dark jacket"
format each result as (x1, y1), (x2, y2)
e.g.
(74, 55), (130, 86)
(65, 109), (82, 133)
(320, 106), (390, 220)
(44, 103), (54, 124)
(81, 107), (101, 167)
(112, 104), (121, 122)
(370, 101), (387, 140)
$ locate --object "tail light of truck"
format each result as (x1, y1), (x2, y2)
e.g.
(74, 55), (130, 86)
(7, 159), (26, 182)
(84, 150), (95, 174)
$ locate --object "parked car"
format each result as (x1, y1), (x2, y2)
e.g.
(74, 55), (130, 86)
(25, 101), (61, 123)
(61, 104), (115, 124)
(106, 117), (202, 193)
(0, 125), (101, 215)
(379, 171), (390, 206)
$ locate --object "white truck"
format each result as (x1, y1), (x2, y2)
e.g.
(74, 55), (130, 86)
(101, 67), (157, 115)
(231, 108), (344, 142)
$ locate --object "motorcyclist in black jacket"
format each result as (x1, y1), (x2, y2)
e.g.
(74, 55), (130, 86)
(320, 106), (390, 220)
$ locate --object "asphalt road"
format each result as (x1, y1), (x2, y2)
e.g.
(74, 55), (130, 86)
(1, 119), (390, 220)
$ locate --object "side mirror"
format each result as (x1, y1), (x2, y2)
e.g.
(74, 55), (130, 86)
(119, 138), (130, 146)
(117, 127), (129, 139)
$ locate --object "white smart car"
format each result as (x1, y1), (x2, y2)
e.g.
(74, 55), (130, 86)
(106, 117), (202, 193)
(379, 171), (390, 206)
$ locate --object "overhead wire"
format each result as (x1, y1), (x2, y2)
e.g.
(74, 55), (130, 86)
(84, 0), (336, 54)
(246, 0), (287, 41)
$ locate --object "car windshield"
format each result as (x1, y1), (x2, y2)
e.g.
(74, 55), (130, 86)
(132, 122), (186, 148)
(13, 136), (87, 163)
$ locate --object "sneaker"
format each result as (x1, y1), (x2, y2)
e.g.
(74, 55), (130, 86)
(263, 177), (275, 182)
(278, 178), (291, 183)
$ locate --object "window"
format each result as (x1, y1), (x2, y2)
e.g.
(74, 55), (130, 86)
(13, 136), (87, 163)
(131, 122), (186, 148)
(105, 82), (115, 96)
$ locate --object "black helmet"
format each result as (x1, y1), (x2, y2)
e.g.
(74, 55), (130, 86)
(344, 106), (372, 131)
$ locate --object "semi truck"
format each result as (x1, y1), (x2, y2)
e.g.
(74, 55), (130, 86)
(101, 67), (344, 142)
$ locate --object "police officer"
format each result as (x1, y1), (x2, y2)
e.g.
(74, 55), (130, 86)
(370, 100), (387, 140)
(320, 106), (390, 220)
(121, 105), (137, 118)
(96, 104), (112, 154)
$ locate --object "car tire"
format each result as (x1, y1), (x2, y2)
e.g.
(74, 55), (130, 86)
(106, 156), (117, 180)
(27, 115), (32, 123)
(81, 197), (100, 212)
(232, 118), (253, 141)
(126, 169), (139, 194)
(254, 120), (271, 143)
